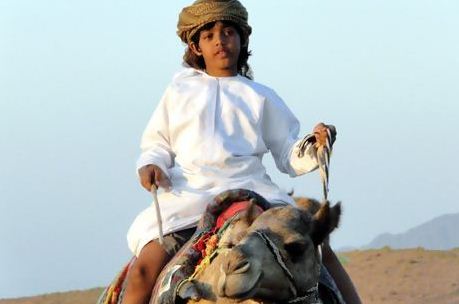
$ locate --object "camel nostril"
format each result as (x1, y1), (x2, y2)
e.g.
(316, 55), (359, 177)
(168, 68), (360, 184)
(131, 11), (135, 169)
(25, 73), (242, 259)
(230, 260), (251, 274)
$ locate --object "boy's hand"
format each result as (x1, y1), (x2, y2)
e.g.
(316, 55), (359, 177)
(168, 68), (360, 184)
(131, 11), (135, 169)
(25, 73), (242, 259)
(138, 164), (171, 191)
(313, 123), (337, 147)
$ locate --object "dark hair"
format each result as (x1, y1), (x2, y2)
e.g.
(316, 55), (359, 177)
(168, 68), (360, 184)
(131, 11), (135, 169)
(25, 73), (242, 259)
(183, 21), (253, 79)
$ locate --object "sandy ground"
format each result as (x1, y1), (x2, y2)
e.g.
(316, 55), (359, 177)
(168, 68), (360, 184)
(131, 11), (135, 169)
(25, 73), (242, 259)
(342, 247), (459, 304)
(0, 288), (104, 304)
(1, 248), (459, 304)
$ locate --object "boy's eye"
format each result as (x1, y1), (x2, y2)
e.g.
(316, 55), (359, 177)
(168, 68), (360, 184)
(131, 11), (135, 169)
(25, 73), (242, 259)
(224, 28), (235, 36)
(203, 33), (212, 40)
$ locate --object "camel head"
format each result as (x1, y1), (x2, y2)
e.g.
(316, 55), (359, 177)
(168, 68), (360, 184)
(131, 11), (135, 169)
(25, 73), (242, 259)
(178, 201), (265, 302)
(217, 201), (341, 302)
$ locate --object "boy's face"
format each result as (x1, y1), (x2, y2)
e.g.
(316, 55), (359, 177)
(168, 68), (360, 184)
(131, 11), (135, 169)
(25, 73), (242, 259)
(190, 21), (241, 77)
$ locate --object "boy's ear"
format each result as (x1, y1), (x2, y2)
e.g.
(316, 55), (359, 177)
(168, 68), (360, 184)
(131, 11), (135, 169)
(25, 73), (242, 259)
(189, 42), (202, 56)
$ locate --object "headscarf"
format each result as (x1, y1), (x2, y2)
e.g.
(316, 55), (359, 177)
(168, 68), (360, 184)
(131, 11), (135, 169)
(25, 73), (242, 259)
(177, 0), (252, 44)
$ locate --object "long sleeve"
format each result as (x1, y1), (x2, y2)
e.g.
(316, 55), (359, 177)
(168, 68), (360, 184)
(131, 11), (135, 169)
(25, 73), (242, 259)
(261, 90), (318, 177)
(136, 87), (175, 176)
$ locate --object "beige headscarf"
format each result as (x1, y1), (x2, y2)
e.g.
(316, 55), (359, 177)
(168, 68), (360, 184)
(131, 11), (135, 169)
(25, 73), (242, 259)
(177, 0), (252, 44)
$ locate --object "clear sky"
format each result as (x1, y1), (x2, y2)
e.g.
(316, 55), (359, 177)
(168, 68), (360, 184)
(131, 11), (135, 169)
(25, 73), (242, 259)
(1, 0), (458, 299)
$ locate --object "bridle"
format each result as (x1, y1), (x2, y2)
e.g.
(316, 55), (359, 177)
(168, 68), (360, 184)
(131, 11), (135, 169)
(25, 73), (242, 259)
(253, 231), (321, 304)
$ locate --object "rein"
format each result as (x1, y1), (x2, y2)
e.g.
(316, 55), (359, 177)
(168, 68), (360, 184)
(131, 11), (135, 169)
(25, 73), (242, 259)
(150, 184), (164, 244)
(253, 231), (321, 304)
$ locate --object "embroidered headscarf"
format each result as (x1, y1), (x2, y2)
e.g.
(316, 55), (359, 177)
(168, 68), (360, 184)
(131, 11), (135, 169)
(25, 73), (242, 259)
(177, 0), (252, 44)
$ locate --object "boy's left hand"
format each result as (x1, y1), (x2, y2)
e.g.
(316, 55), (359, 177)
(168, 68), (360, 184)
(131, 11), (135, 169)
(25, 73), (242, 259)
(313, 123), (337, 147)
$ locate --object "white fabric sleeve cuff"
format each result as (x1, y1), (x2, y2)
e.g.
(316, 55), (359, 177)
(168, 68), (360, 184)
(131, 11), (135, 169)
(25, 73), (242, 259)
(288, 138), (319, 176)
(136, 150), (171, 178)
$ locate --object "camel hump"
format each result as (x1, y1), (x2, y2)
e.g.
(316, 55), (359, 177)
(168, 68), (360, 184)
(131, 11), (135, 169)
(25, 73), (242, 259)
(294, 197), (322, 214)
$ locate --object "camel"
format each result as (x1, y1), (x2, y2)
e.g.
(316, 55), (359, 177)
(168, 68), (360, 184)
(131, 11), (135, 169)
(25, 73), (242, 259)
(97, 196), (342, 304)
(175, 199), (342, 303)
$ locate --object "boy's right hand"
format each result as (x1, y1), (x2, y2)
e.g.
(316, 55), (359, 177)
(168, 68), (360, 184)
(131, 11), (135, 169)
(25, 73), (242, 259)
(138, 164), (171, 191)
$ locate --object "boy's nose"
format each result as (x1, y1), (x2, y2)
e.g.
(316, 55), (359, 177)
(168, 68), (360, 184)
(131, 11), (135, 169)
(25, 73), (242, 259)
(215, 33), (226, 45)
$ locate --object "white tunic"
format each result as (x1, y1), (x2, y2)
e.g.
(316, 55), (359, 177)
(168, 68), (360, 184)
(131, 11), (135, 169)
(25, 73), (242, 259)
(127, 68), (318, 256)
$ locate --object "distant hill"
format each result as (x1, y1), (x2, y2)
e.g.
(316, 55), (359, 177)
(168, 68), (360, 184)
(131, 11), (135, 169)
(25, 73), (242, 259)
(365, 213), (459, 250)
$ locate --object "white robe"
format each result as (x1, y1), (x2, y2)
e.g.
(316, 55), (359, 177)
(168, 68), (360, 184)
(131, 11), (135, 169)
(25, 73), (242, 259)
(127, 68), (318, 256)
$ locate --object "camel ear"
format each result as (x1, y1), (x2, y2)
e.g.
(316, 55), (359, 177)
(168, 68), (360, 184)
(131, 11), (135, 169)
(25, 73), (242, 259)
(243, 198), (263, 225)
(296, 197), (321, 215)
(311, 202), (341, 246)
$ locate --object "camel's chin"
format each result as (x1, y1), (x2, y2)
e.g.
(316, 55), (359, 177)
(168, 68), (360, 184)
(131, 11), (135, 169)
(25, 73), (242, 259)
(222, 271), (262, 299)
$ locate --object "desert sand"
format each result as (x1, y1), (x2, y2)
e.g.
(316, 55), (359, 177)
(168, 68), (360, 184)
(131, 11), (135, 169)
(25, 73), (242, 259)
(1, 248), (458, 304)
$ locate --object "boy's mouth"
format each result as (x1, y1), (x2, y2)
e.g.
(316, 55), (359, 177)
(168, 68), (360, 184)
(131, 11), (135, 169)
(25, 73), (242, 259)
(215, 48), (230, 58)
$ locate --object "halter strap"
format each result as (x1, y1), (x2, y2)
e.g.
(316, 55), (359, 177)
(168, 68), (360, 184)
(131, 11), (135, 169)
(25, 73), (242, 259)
(253, 231), (321, 304)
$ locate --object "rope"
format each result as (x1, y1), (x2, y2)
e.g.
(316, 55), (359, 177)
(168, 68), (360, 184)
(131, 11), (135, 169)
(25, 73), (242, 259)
(254, 231), (321, 304)
(254, 231), (297, 298)
(151, 184), (164, 245)
(288, 285), (321, 304)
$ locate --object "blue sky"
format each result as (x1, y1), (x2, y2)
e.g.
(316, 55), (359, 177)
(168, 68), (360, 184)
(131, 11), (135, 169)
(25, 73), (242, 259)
(1, 0), (458, 298)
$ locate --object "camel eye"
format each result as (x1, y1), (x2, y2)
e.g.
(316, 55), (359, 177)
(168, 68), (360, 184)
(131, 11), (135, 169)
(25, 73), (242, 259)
(284, 240), (307, 260)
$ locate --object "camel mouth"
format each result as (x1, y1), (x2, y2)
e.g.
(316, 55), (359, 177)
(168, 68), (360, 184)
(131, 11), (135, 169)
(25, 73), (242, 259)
(223, 271), (262, 299)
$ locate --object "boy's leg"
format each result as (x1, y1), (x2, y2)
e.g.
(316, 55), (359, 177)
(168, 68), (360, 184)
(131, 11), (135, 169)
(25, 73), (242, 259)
(122, 240), (170, 304)
(322, 242), (362, 304)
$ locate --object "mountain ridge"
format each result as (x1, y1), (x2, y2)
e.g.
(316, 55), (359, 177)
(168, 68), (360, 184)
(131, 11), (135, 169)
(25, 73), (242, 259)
(365, 212), (459, 250)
